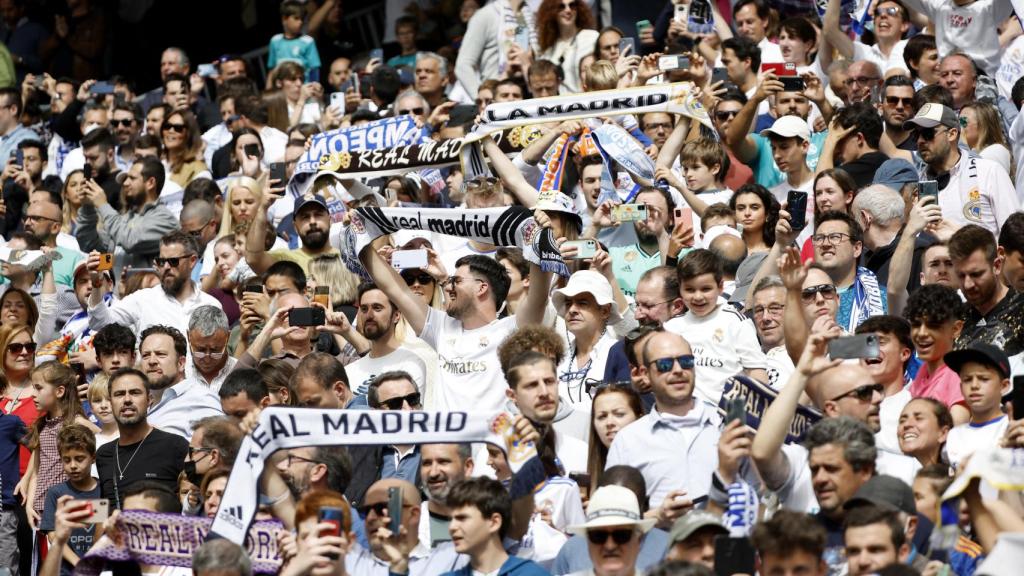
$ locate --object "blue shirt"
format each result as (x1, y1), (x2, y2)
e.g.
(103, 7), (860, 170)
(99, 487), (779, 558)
(380, 445), (420, 484)
(267, 34), (321, 80)
(0, 413), (25, 506)
(551, 527), (669, 574)
(0, 123), (39, 164)
(749, 131), (827, 190)
(441, 556), (549, 576)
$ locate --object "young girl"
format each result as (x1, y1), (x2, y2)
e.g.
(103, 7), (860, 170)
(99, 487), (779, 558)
(24, 361), (96, 528)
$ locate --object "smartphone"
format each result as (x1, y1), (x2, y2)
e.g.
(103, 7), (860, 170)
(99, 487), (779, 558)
(674, 207), (694, 246)
(919, 180), (939, 203)
(514, 26), (531, 51)
(388, 486), (403, 534)
(96, 253), (114, 272)
(74, 499), (110, 524)
(563, 239), (598, 259)
(674, 2), (688, 24)
(14, 149), (23, 168)
(308, 68), (320, 83)
(618, 37), (635, 57)
(711, 67), (729, 86)
(243, 283), (264, 294)
(1011, 376), (1024, 419)
(786, 190), (808, 231)
(339, 76), (355, 93)
(313, 286), (330, 308)
(761, 62), (797, 77)
(714, 536), (756, 576)
(269, 162), (287, 184)
(288, 307), (326, 327)
(83, 164), (93, 180)
(329, 91), (346, 112)
(726, 396), (746, 424)
(612, 204), (648, 222)
(779, 76), (806, 92)
(318, 506), (345, 559)
(636, 19), (652, 36)
(828, 334), (881, 360)
(197, 63), (218, 78)
(90, 81), (115, 95)
(658, 55), (690, 71)
(391, 249), (429, 270)
(243, 143), (260, 159)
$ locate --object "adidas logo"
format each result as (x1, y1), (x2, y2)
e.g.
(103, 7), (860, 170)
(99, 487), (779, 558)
(219, 505), (245, 530)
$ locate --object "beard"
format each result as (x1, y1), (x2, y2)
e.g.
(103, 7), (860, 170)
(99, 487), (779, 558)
(422, 476), (452, 502)
(162, 272), (188, 296)
(113, 405), (145, 426)
(300, 228), (328, 250)
(284, 470), (310, 499)
(147, 373), (178, 391)
(446, 296), (472, 321)
(360, 320), (388, 341)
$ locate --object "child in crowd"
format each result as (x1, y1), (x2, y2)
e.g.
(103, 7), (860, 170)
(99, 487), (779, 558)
(904, 284), (970, 425)
(911, 464), (984, 576)
(87, 375), (118, 448)
(664, 249), (768, 405)
(267, 0), (321, 82)
(658, 139), (734, 235)
(942, 344), (1011, 469)
(40, 424), (101, 576)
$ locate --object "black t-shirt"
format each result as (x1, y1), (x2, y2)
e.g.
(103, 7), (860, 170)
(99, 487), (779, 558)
(839, 151), (890, 189)
(957, 290), (1024, 357)
(95, 428), (188, 508)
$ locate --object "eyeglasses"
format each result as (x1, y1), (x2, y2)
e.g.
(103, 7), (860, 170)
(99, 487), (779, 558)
(844, 76), (880, 87)
(6, 342), (36, 355)
(830, 383), (884, 402)
(811, 233), (852, 246)
(285, 453), (322, 466)
(444, 276), (484, 289)
(800, 284), (837, 303)
(162, 122), (187, 133)
(379, 392), (422, 410)
(188, 446), (212, 460)
(24, 214), (61, 224)
(153, 254), (193, 268)
(715, 110), (739, 121)
(587, 528), (635, 546)
(464, 176), (499, 190)
(649, 354), (695, 373)
(884, 96), (913, 106)
(111, 119), (134, 127)
(874, 6), (900, 17)
(398, 107), (424, 116)
(634, 299), (674, 313)
(915, 127), (948, 141)
(191, 347), (226, 360)
(753, 304), (784, 318)
(402, 272), (435, 286)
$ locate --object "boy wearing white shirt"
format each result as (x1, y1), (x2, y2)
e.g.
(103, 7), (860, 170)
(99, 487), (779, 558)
(664, 249), (768, 406)
(942, 343), (1012, 469)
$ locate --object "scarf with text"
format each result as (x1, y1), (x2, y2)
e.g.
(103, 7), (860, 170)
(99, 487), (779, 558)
(717, 375), (823, 444)
(848, 266), (885, 332)
(210, 408), (536, 544)
(349, 205), (569, 277)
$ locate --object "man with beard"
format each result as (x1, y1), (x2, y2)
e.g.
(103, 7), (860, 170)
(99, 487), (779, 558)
(79, 128), (124, 210)
(94, 367), (188, 509)
(949, 225), (1024, 377)
(86, 230), (223, 344)
(139, 325), (223, 440)
(76, 156), (179, 270)
(904, 103), (1018, 235)
(604, 187), (677, 296)
(343, 283), (428, 398)
(21, 196), (84, 287)
(879, 76), (917, 151)
(418, 443), (473, 547)
(237, 292), (319, 368)
(183, 415), (242, 503)
(245, 192), (336, 276)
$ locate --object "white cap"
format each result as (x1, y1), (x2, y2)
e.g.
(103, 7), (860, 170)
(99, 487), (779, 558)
(759, 115), (811, 142)
(552, 270), (622, 324)
(568, 485), (656, 535)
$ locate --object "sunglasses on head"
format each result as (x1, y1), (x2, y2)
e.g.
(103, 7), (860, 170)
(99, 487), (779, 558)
(7, 342), (36, 355)
(831, 383), (884, 402)
(585, 379), (633, 399)
(379, 392), (421, 410)
(402, 272), (434, 286)
(649, 355), (695, 374)
(162, 122), (187, 133)
(587, 528), (635, 546)
(153, 255), (192, 268)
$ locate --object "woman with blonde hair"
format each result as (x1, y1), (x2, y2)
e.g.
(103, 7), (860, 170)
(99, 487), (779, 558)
(60, 169), (86, 236)
(161, 108), (208, 187)
(959, 101), (1013, 176)
(219, 176), (264, 237)
(308, 254), (360, 311)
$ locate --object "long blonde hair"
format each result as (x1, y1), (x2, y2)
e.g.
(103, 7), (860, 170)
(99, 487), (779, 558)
(62, 170), (85, 235)
(308, 254), (360, 308)
(219, 176), (264, 237)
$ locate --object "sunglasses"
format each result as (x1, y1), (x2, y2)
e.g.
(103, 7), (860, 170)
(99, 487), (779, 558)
(587, 528), (635, 546)
(7, 342), (37, 355)
(649, 354), (695, 373)
(153, 255), (192, 268)
(111, 118), (134, 127)
(464, 176), (499, 189)
(402, 272), (434, 286)
(560, 1), (577, 9)
(398, 107), (424, 116)
(800, 284), (837, 303)
(874, 6), (900, 17)
(715, 110), (739, 121)
(162, 122), (187, 133)
(357, 502), (391, 517)
(884, 96), (913, 106)
(379, 392), (421, 410)
(915, 127), (947, 141)
(831, 383), (884, 402)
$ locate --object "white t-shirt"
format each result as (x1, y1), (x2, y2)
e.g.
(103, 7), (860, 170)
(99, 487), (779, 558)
(664, 298), (768, 406)
(759, 37), (784, 64)
(878, 387), (912, 455)
(437, 238), (497, 279)
(946, 415), (1010, 469)
(419, 307), (518, 412)
(904, 0), (1013, 74)
(346, 347), (429, 397)
(852, 39), (909, 74)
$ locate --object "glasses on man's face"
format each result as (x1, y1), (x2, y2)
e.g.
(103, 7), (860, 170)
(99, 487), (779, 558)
(874, 6), (900, 18)
(915, 127), (947, 141)
(162, 123), (187, 133)
(398, 107), (425, 116)
(379, 392), (421, 410)
(811, 232), (851, 247)
(634, 299), (674, 313)
(444, 276), (484, 289)
(844, 76), (880, 87)
(884, 96), (913, 107)
(153, 254), (193, 268)
(753, 304), (784, 318)
(800, 284), (837, 303)
(192, 347), (226, 360)
(649, 354), (695, 374)
(188, 446), (212, 460)
(285, 453), (321, 467)
(402, 272), (434, 287)
(6, 342), (36, 355)
(24, 214), (61, 224)
(587, 528), (635, 546)
(831, 383), (883, 403)
(111, 119), (134, 128)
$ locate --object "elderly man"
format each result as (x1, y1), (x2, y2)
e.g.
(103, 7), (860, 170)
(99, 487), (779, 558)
(415, 52), (449, 110)
(566, 485), (657, 576)
(185, 415), (243, 491)
(749, 276), (794, 390)
(187, 305), (235, 391)
(852, 185), (908, 288)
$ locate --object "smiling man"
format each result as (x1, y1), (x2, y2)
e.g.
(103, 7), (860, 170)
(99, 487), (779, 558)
(418, 443), (473, 548)
(812, 211), (887, 333)
(750, 276), (794, 390)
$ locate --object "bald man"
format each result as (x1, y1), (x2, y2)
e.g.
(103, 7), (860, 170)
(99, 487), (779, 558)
(347, 478), (468, 575)
(708, 233), (747, 302)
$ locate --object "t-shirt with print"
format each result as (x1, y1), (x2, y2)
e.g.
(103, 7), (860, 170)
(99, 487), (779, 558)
(764, 345), (795, 391)
(419, 307), (518, 412)
(267, 34), (322, 79)
(41, 480), (101, 576)
(956, 290), (1024, 377)
(609, 243), (661, 298)
(664, 298), (768, 406)
(837, 282), (889, 332)
(345, 347), (428, 397)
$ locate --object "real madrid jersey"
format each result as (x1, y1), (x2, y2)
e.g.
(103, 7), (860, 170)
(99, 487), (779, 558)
(419, 307), (518, 412)
(931, 151), (1018, 237)
(609, 243), (661, 298)
(664, 298), (767, 406)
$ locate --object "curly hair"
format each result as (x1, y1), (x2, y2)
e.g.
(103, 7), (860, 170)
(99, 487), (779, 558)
(730, 184), (780, 248)
(904, 283), (964, 326)
(536, 0), (597, 53)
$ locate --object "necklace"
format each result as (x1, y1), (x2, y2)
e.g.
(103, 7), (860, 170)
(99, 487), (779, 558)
(115, 429), (152, 481)
(2, 385), (28, 414)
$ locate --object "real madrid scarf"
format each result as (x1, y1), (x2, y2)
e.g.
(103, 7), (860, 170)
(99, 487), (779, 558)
(211, 409), (538, 544)
(848, 266), (885, 332)
(349, 205), (569, 277)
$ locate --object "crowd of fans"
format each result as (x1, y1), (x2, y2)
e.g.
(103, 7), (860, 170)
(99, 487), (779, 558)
(3, 0), (1024, 575)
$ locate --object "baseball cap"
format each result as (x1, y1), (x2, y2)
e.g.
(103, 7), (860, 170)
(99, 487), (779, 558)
(902, 103), (958, 130)
(843, 475), (916, 516)
(944, 343), (1011, 378)
(872, 159), (919, 190)
(294, 192), (329, 216)
(759, 115), (811, 142)
(668, 510), (728, 544)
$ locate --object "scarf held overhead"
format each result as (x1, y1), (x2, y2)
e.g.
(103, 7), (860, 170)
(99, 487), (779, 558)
(210, 408), (536, 544)
(350, 205), (569, 277)
(295, 115), (422, 174)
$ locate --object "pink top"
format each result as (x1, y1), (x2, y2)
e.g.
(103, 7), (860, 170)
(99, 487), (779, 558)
(910, 363), (965, 408)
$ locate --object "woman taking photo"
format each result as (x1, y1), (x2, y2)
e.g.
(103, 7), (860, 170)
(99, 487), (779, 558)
(218, 128), (266, 187)
(536, 0), (599, 94)
(162, 108), (208, 188)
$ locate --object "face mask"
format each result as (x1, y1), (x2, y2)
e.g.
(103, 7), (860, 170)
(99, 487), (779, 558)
(183, 460), (203, 487)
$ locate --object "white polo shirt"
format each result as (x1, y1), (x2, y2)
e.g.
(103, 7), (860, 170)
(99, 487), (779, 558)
(853, 39), (909, 74)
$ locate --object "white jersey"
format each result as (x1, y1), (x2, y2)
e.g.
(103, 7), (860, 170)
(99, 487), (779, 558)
(764, 345), (795, 391)
(933, 152), (1019, 236)
(419, 307), (518, 411)
(533, 476), (587, 532)
(946, 415), (1010, 470)
(664, 298), (768, 406)
(345, 347), (429, 397)
(852, 39), (909, 74)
